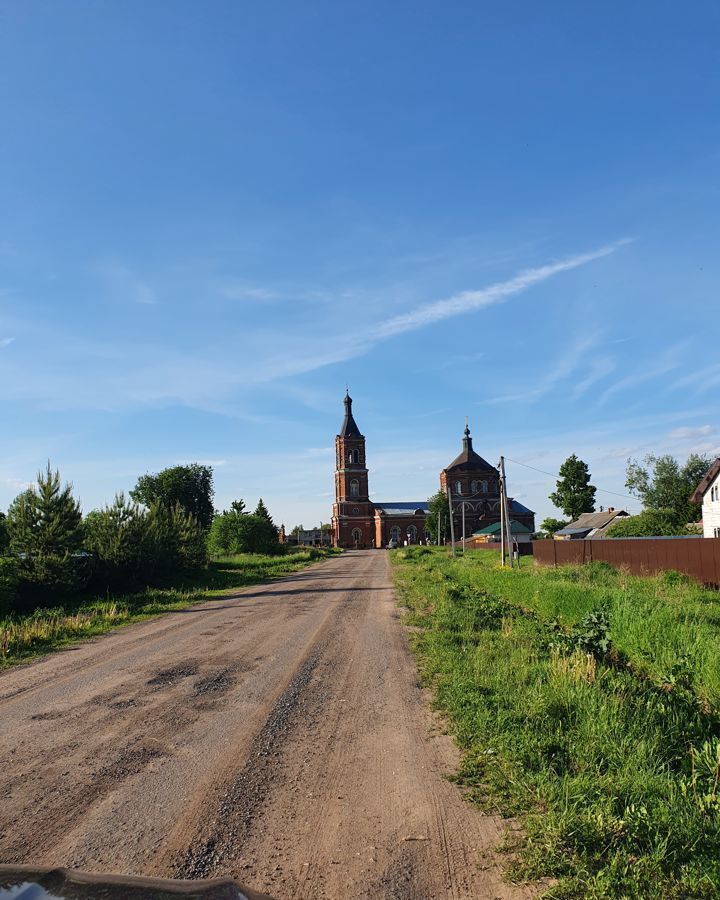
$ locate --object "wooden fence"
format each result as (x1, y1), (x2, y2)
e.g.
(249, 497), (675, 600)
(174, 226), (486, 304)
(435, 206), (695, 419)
(533, 538), (720, 588)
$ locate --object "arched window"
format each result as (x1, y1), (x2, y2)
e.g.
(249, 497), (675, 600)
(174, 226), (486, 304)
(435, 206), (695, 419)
(407, 525), (417, 543)
(481, 480), (488, 493)
(352, 528), (362, 545)
(470, 480), (478, 494)
(350, 479), (359, 497)
(454, 481), (462, 495)
(348, 449), (359, 464)
(390, 525), (401, 542)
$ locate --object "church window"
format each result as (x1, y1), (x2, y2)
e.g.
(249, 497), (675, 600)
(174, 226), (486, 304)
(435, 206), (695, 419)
(454, 481), (462, 495)
(407, 525), (417, 543)
(350, 479), (360, 497)
(471, 480), (478, 494)
(390, 525), (401, 542)
(348, 449), (359, 464)
(352, 528), (362, 544)
(481, 480), (488, 493)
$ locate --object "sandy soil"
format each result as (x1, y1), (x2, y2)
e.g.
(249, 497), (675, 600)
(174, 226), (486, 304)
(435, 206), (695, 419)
(0, 551), (536, 899)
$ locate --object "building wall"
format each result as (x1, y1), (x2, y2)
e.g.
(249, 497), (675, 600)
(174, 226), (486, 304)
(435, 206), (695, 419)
(374, 513), (428, 547)
(702, 471), (720, 538)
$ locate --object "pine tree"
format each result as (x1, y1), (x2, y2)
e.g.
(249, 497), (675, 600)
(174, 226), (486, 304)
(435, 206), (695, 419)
(549, 455), (597, 521)
(7, 463), (86, 595)
(254, 498), (274, 524)
(230, 499), (247, 515)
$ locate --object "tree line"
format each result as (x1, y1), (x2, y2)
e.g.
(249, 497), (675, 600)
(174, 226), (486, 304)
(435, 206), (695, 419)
(540, 452), (710, 537)
(0, 462), (281, 615)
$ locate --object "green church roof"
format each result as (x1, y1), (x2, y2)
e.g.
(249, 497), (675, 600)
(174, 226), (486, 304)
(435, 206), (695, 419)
(472, 518), (533, 536)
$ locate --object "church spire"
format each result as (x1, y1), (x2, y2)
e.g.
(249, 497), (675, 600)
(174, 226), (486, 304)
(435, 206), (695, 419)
(463, 417), (472, 453)
(339, 390), (362, 437)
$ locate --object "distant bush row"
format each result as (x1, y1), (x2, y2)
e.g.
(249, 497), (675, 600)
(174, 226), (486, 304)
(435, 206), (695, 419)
(0, 463), (281, 615)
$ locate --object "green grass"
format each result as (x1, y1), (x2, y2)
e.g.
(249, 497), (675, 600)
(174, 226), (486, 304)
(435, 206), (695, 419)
(391, 546), (720, 899)
(0, 548), (340, 669)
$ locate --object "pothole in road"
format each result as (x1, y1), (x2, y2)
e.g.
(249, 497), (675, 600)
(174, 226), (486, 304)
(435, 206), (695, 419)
(147, 662), (199, 687)
(192, 667), (238, 697)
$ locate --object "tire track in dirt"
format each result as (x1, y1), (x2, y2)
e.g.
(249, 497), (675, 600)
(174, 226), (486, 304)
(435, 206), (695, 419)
(0, 552), (538, 899)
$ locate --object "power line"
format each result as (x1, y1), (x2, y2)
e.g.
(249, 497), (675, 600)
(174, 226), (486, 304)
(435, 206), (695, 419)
(504, 457), (639, 504)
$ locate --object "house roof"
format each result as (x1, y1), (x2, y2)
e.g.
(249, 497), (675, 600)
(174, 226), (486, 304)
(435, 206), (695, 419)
(374, 502), (429, 516)
(556, 509), (628, 535)
(691, 457), (720, 503)
(510, 499), (534, 516)
(338, 392), (362, 438)
(473, 518), (533, 536)
(444, 424), (497, 472)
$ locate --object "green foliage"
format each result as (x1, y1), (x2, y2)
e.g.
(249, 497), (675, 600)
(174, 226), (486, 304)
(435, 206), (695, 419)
(253, 497), (274, 524)
(0, 557), (20, 615)
(131, 463), (215, 530)
(626, 453), (709, 524)
(0, 512), (8, 553)
(549, 454), (597, 520)
(6, 464), (88, 599)
(425, 490), (450, 543)
(208, 511), (280, 556)
(229, 499), (246, 515)
(606, 507), (689, 537)
(540, 516), (569, 535)
(392, 549), (720, 897)
(84, 495), (207, 590)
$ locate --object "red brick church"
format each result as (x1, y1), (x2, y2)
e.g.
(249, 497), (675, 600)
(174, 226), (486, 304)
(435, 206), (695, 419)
(331, 393), (535, 549)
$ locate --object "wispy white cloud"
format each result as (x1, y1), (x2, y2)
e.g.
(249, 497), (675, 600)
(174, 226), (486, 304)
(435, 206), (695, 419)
(571, 357), (615, 399)
(374, 239), (631, 340)
(488, 335), (598, 405)
(598, 344), (686, 405)
(669, 425), (714, 439)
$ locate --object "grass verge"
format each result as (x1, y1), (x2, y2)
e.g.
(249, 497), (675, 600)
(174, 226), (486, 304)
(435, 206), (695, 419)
(0, 548), (340, 669)
(391, 546), (720, 899)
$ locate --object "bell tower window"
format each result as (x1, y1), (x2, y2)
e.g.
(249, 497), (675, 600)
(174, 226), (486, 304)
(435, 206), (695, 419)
(350, 479), (360, 497)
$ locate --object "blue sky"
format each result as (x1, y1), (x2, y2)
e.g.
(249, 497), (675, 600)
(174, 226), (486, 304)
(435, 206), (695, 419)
(1, 1), (719, 527)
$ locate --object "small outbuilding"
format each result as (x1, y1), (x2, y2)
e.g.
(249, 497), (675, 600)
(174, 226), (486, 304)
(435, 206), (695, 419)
(554, 508), (629, 540)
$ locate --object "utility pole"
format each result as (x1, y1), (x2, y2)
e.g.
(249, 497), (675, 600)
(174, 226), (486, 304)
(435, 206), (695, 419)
(447, 486), (456, 557)
(461, 501), (466, 553)
(437, 508), (441, 546)
(499, 456), (513, 568)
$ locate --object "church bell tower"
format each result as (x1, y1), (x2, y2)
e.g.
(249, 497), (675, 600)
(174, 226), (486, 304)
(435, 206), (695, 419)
(331, 392), (374, 548)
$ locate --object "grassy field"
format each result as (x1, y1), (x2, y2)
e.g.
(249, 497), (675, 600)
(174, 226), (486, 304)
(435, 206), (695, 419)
(391, 546), (720, 899)
(0, 548), (339, 669)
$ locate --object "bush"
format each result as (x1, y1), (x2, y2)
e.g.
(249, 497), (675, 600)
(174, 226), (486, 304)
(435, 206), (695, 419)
(208, 512), (280, 556)
(84, 496), (207, 591)
(0, 557), (19, 615)
(606, 508), (688, 537)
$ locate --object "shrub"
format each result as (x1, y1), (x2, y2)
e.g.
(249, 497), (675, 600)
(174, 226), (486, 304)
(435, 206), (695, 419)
(85, 496), (207, 590)
(606, 508), (688, 537)
(0, 557), (19, 615)
(208, 511), (280, 556)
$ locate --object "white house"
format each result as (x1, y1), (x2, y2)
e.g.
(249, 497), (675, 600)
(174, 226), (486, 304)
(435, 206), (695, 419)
(691, 458), (720, 538)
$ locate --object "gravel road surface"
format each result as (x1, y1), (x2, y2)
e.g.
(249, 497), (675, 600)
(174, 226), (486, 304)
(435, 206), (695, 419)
(0, 551), (535, 899)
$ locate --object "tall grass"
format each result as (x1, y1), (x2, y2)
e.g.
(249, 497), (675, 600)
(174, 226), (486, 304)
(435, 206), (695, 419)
(392, 547), (720, 898)
(0, 548), (339, 668)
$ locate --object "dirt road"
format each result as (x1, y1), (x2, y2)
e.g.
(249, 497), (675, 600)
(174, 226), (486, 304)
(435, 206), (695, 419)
(0, 551), (533, 899)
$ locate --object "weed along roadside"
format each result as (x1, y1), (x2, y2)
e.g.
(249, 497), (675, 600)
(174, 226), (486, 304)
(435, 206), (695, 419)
(0, 549), (340, 670)
(390, 546), (720, 899)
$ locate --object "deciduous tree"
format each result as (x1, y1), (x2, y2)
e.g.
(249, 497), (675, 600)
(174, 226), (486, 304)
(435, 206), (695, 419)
(625, 453), (709, 524)
(131, 464), (214, 530)
(540, 517), (569, 536)
(549, 455), (596, 521)
(425, 490), (449, 544)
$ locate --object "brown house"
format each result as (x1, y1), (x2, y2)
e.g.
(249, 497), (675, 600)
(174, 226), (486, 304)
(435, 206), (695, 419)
(330, 394), (535, 548)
